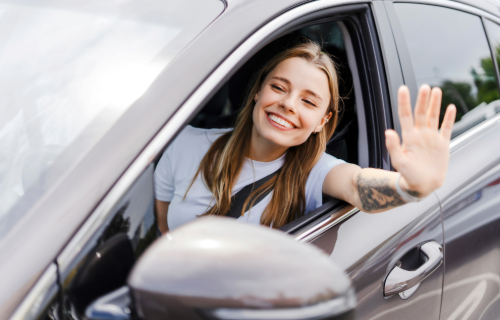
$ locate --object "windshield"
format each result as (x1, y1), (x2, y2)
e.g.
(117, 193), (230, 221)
(0, 0), (223, 232)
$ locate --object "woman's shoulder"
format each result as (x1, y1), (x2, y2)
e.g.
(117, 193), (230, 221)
(315, 152), (346, 168)
(158, 126), (233, 173)
(308, 152), (346, 179)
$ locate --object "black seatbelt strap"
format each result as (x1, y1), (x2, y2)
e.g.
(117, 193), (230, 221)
(226, 169), (281, 218)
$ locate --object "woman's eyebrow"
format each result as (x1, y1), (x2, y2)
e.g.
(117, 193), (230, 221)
(304, 89), (323, 102)
(271, 76), (323, 101)
(271, 76), (291, 85)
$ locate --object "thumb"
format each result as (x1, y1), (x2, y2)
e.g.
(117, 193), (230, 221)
(385, 130), (404, 168)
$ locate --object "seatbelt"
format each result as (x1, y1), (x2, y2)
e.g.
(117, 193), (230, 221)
(226, 169), (281, 218)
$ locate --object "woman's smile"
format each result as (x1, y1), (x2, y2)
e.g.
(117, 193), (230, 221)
(266, 112), (297, 130)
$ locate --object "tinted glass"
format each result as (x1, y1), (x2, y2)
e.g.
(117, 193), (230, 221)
(395, 4), (500, 138)
(0, 0), (223, 231)
(60, 165), (157, 316)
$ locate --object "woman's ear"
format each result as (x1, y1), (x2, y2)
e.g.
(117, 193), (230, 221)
(314, 112), (333, 133)
(254, 92), (260, 102)
(326, 111), (332, 122)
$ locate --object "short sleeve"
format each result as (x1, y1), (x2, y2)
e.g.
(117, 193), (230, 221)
(305, 153), (346, 213)
(154, 142), (176, 202)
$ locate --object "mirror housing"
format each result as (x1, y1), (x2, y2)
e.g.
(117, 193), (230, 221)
(128, 217), (356, 320)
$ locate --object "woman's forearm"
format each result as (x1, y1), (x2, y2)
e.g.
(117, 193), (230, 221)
(352, 168), (420, 213)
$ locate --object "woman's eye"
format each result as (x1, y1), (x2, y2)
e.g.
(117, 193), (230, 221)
(304, 99), (316, 107)
(271, 85), (284, 92)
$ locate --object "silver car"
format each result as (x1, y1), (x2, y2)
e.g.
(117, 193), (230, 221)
(2, 0), (500, 319)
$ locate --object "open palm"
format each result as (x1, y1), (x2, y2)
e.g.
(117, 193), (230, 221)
(385, 85), (457, 197)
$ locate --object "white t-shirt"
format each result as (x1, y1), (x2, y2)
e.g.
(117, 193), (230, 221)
(154, 126), (345, 230)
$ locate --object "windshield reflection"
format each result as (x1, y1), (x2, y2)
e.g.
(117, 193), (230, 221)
(0, 0), (224, 234)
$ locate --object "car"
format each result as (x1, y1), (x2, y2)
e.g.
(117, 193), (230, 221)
(2, 0), (500, 319)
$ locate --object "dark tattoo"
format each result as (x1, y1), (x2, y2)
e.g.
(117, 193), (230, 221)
(356, 175), (406, 211)
(407, 189), (421, 197)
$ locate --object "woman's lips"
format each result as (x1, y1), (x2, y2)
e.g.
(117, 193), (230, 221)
(266, 112), (296, 131)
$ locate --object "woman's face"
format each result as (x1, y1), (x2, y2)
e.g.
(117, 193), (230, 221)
(252, 57), (331, 149)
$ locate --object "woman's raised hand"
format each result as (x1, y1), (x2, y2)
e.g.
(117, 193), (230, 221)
(385, 85), (457, 198)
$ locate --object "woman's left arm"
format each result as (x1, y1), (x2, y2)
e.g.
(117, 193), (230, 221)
(323, 85), (457, 213)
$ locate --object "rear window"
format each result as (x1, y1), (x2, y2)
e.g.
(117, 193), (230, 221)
(394, 3), (500, 138)
(0, 0), (223, 232)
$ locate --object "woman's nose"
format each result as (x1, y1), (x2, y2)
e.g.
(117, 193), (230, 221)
(280, 95), (297, 113)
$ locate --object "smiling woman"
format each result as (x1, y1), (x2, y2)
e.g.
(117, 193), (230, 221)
(154, 40), (457, 233)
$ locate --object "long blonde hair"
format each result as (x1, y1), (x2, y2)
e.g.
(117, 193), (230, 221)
(189, 41), (340, 228)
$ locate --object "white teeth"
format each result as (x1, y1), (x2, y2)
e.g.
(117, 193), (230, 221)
(269, 114), (294, 128)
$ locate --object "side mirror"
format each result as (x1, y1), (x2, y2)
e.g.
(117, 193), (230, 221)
(86, 217), (356, 320)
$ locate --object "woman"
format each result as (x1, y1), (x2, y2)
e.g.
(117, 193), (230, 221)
(154, 41), (456, 233)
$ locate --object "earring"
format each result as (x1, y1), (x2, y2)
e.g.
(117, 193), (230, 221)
(326, 119), (329, 123)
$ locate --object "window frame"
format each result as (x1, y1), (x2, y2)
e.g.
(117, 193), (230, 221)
(390, 0), (500, 149)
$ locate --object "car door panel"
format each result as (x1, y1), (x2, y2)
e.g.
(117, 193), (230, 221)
(434, 119), (500, 319)
(387, 1), (500, 318)
(307, 194), (443, 319)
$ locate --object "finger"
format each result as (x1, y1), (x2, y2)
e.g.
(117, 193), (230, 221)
(385, 129), (404, 168)
(414, 84), (431, 128)
(398, 86), (414, 134)
(439, 104), (457, 141)
(427, 87), (442, 130)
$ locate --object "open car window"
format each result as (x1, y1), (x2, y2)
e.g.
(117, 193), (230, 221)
(153, 19), (367, 232)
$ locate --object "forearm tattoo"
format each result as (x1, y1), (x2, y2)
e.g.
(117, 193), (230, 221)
(356, 175), (406, 211)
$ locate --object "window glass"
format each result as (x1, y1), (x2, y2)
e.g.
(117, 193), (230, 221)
(394, 4), (500, 138)
(61, 164), (157, 316)
(0, 0), (223, 233)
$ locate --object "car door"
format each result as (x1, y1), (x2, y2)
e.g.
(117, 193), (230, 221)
(278, 2), (445, 320)
(391, 1), (500, 318)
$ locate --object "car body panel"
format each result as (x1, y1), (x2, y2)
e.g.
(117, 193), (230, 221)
(389, 0), (500, 318)
(435, 118), (500, 319)
(321, 194), (443, 319)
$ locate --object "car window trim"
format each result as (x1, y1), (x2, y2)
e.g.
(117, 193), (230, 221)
(294, 205), (360, 243)
(450, 112), (500, 153)
(56, 0), (371, 273)
(9, 264), (58, 320)
(381, 1), (419, 111)
(482, 16), (500, 102)
(393, 0), (500, 24)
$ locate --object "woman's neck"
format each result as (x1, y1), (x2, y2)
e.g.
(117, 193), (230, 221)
(248, 127), (288, 162)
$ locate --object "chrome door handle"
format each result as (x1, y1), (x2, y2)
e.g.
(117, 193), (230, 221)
(384, 241), (443, 297)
